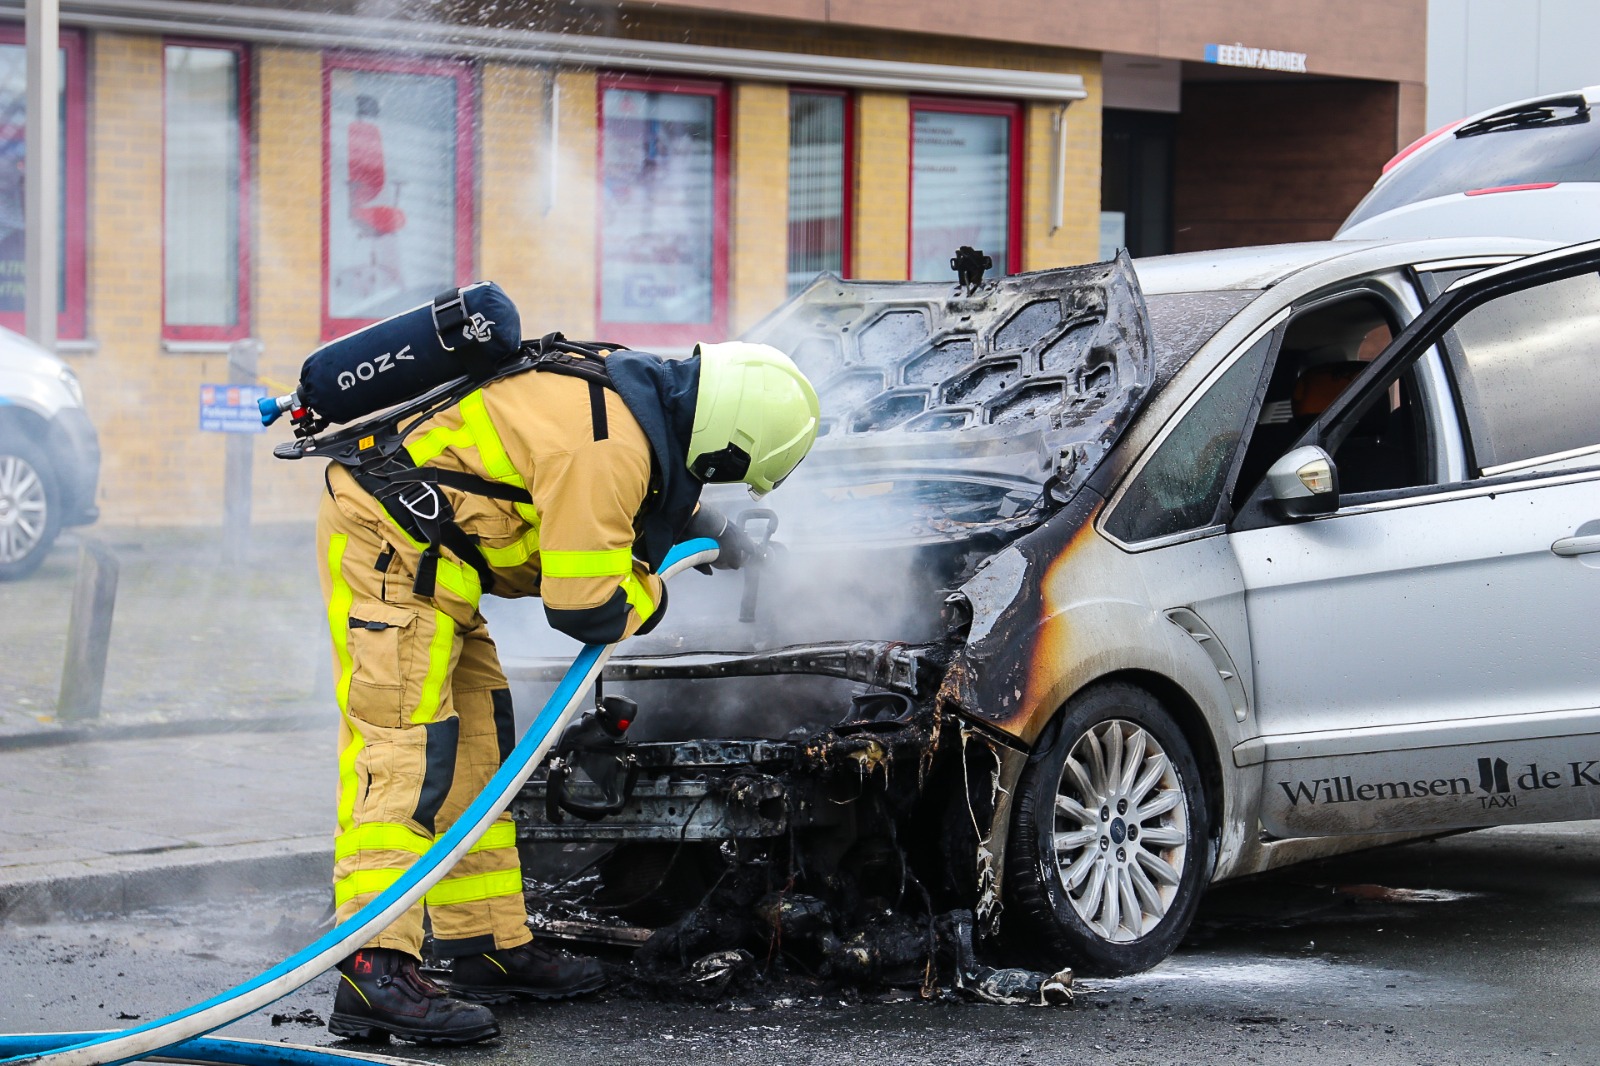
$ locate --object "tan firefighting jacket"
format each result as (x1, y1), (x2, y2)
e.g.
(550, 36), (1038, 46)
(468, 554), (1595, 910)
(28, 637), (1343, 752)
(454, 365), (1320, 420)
(325, 365), (665, 643)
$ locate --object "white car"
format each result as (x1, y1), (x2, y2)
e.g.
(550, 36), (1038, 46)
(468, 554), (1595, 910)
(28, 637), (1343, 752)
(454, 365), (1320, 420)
(1339, 87), (1600, 242)
(507, 235), (1600, 979)
(0, 328), (99, 578)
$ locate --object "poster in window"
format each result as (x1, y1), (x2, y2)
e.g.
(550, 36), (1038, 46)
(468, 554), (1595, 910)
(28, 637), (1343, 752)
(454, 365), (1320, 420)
(910, 110), (1011, 283)
(600, 89), (715, 326)
(0, 43), (68, 316)
(327, 66), (458, 322)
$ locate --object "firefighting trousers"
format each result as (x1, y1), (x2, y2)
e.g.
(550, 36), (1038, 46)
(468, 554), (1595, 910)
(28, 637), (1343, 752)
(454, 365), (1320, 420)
(316, 489), (533, 960)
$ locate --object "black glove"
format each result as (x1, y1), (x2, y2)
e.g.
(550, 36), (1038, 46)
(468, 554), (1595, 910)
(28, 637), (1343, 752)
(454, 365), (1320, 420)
(685, 507), (759, 570)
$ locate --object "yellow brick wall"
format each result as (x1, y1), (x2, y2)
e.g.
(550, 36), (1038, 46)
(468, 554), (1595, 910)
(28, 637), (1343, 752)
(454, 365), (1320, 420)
(481, 66), (598, 338)
(1024, 74), (1104, 271)
(854, 92), (910, 280)
(69, 22), (1101, 525)
(731, 82), (789, 332)
(249, 46), (335, 525)
(610, 12), (1105, 282)
(71, 34), (238, 526)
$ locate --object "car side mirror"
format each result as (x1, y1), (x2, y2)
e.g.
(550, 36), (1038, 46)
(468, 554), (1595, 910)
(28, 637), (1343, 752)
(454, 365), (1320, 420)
(1266, 445), (1340, 520)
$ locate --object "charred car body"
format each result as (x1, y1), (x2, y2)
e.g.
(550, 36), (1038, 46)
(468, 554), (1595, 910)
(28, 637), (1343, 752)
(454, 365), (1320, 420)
(503, 236), (1600, 979)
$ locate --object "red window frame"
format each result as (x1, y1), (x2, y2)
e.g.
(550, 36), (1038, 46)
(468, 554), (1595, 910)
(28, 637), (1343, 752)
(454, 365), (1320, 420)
(908, 96), (1024, 279)
(0, 26), (87, 340)
(320, 51), (476, 341)
(162, 38), (252, 343)
(786, 86), (854, 289)
(596, 72), (730, 349)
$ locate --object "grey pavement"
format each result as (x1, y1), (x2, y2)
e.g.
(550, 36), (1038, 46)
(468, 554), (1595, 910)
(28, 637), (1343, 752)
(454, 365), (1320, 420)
(0, 524), (328, 737)
(0, 725), (335, 922)
(7, 823), (1600, 1064)
(1, 524), (340, 921)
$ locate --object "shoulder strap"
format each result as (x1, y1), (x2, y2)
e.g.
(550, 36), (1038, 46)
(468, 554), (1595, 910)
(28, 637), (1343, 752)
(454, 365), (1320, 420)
(314, 333), (631, 596)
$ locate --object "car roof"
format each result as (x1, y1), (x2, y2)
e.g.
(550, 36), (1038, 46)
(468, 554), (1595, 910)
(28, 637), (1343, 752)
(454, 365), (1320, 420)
(1131, 236), (1554, 295)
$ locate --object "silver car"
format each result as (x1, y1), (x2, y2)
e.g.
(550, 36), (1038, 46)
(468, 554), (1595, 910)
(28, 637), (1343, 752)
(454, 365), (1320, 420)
(508, 235), (1600, 980)
(0, 328), (98, 578)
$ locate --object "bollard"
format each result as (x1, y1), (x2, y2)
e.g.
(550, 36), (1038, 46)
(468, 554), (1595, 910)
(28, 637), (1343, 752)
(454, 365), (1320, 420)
(56, 537), (118, 722)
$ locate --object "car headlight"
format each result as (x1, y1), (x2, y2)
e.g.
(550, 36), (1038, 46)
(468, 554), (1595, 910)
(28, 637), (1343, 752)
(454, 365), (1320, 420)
(58, 365), (84, 406)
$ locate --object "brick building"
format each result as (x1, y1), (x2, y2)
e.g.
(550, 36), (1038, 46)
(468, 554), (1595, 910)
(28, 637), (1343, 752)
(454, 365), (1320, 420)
(5, 0), (1426, 524)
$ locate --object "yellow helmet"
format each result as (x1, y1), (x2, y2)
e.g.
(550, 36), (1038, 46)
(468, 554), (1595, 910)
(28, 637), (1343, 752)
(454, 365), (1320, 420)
(688, 341), (821, 497)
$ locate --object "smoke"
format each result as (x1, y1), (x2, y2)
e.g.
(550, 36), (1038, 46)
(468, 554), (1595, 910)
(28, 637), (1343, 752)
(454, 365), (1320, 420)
(488, 467), (999, 742)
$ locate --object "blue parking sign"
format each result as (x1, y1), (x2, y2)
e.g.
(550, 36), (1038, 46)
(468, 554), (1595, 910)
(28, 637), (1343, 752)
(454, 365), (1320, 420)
(200, 383), (269, 433)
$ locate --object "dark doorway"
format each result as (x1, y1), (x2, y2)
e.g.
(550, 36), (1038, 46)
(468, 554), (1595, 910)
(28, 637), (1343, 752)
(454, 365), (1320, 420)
(1101, 109), (1175, 258)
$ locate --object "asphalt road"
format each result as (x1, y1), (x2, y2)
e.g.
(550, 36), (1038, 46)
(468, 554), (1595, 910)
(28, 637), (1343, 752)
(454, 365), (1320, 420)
(5, 822), (1600, 1065)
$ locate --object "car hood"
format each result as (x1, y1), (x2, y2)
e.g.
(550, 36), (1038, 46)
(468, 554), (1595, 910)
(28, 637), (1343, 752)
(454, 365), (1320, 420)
(502, 256), (1155, 711)
(729, 252), (1155, 548)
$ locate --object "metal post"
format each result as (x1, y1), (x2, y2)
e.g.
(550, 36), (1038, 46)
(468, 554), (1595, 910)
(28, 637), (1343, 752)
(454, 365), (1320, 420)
(57, 538), (118, 722)
(1049, 103), (1070, 235)
(25, 0), (60, 351)
(224, 338), (263, 564)
(542, 70), (560, 217)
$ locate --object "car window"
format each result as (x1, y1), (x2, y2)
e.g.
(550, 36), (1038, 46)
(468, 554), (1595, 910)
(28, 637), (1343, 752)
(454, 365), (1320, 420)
(1231, 291), (1437, 506)
(1447, 271), (1600, 472)
(1344, 101), (1600, 229)
(1104, 334), (1271, 543)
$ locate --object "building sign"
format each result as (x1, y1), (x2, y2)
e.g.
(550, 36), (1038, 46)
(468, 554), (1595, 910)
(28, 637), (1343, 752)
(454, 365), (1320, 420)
(199, 383), (267, 433)
(1204, 43), (1308, 73)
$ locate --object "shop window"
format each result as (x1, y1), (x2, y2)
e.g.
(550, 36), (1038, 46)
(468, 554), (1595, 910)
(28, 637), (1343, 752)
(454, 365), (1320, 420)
(164, 42), (250, 341)
(787, 89), (852, 294)
(0, 27), (86, 339)
(323, 53), (474, 338)
(909, 98), (1022, 283)
(598, 74), (728, 347)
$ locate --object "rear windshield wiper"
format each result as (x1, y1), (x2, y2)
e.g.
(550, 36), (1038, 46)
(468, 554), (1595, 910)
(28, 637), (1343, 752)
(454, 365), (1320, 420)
(1455, 94), (1591, 138)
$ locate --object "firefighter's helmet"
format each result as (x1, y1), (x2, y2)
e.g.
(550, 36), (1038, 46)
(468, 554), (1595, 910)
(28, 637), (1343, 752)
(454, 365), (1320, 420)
(688, 342), (821, 497)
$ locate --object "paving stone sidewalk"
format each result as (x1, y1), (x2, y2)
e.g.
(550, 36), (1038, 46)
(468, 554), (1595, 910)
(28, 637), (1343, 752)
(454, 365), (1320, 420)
(0, 524), (328, 737)
(0, 525), (340, 920)
(0, 725), (335, 922)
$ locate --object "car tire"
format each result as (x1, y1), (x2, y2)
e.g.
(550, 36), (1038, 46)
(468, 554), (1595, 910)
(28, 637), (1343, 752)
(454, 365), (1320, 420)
(1006, 682), (1212, 975)
(0, 432), (62, 581)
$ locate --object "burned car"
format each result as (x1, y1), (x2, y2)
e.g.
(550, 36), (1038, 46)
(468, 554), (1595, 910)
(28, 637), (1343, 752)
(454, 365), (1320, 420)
(501, 235), (1600, 981)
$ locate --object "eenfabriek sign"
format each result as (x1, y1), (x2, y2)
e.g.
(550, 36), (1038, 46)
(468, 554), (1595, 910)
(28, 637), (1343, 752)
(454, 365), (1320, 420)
(1204, 43), (1309, 74)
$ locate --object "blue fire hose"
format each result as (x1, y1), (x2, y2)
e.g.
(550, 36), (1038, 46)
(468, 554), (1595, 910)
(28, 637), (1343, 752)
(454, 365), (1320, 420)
(0, 538), (721, 1066)
(0, 1036), (439, 1066)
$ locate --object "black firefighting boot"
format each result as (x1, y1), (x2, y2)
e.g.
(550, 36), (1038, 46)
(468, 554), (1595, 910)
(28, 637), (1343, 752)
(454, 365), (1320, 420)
(329, 948), (500, 1045)
(434, 939), (607, 1003)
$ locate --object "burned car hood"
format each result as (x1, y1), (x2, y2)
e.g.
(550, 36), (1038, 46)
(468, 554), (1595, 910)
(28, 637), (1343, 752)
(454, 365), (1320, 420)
(501, 256), (1154, 735)
(732, 251), (1155, 548)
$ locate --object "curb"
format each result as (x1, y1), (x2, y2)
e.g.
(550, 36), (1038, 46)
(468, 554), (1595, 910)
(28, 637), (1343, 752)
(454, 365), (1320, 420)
(0, 838), (332, 924)
(0, 714), (325, 752)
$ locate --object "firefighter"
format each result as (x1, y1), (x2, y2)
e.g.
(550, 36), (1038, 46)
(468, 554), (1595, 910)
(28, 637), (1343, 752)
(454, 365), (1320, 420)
(316, 341), (820, 1044)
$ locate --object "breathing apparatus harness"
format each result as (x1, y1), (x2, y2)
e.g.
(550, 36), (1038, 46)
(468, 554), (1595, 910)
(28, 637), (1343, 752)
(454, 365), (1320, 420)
(274, 330), (624, 600)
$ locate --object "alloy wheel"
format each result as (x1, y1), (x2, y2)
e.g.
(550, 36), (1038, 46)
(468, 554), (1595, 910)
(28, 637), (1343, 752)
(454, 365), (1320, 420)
(0, 453), (49, 565)
(1050, 718), (1189, 943)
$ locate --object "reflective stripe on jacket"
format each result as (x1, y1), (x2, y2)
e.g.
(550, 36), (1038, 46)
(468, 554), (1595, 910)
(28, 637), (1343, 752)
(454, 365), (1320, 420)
(334, 364), (666, 644)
